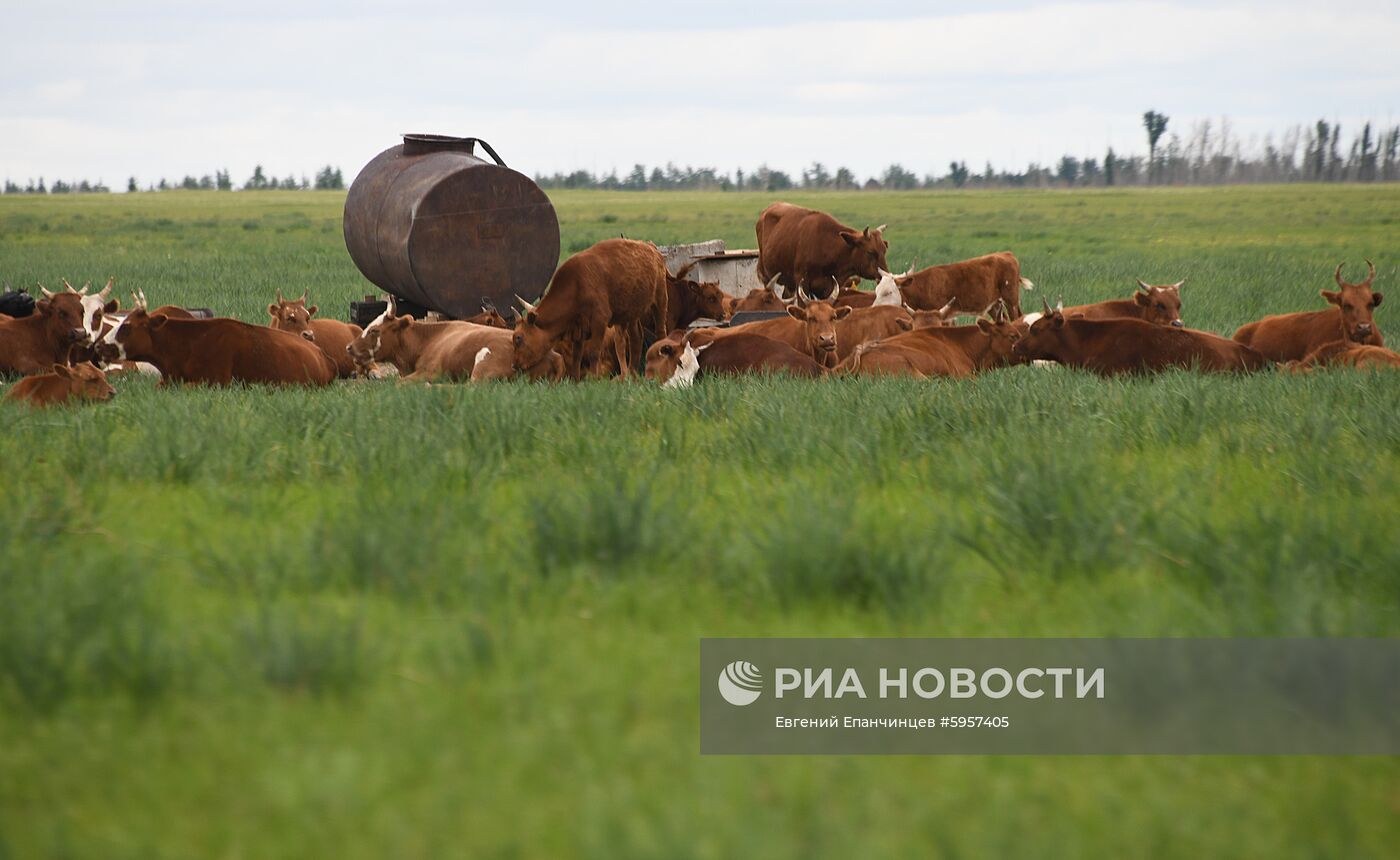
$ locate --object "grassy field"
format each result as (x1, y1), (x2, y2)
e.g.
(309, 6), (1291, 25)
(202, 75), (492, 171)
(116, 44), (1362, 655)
(1, 186), (1398, 858)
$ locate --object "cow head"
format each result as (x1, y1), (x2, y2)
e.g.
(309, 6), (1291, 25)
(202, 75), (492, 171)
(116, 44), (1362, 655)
(267, 290), (318, 334)
(465, 300), (510, 329)
(510, 296), (558, 371)
(1133, 279), (1184, 327)
(1322, 261), (1383, 343)
(872, 270), (904, 307)
(975, 300), (1025, 366)
(788, 292), (852, 366)
(1013, 299), (1067, 361)
(35, 286), (89, 348)
(347, 301), (412, 369)
(644, 335), (688, 382)
(102, 305), (170, 363)
(68, 278), (115, 343)
(689, 280), (731, 321)
(908, 298), (959, 329)
(838, 224), (889, 280)
(52, 362), (115, 402)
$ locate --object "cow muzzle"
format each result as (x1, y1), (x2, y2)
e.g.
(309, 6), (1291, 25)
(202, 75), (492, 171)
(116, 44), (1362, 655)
(1170, 320), (1184, 328)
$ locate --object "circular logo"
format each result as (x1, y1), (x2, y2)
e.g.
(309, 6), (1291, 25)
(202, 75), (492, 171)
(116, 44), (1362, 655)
(717, 660), (763, 706)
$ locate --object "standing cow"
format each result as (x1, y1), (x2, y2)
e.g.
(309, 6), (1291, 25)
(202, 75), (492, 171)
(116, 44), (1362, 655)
(896, 253), (1034, 319)
(512, 238), (669, 379)
(755, 203), (888, 299)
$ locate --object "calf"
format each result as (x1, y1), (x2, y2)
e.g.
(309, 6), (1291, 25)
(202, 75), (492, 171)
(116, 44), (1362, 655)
(1233, 261), (1384, 361)
(908, 299), (960, 329)
(267, 291), (363, 378)
(4, 362), (114, 408)
(839, 314), (1024, 378)
(644, 332), (824, 386)
(732, 275), (791, 313)
(896, 252), (1033, 318)
(1064, 279), (1184, 327)
(350, 309), (562, 382)
(690, 294), (851, 369)
(1292, 340), (1400, 371)
(1017, 303), (1265, 374)
(0, 288), (89, 376)
(102, 307), (336, 386)
(512, 238), (668, 378)
(666, 261), (732, 329)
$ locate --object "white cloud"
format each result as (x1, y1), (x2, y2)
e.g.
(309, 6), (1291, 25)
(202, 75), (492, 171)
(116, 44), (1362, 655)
(0, 1), (1397, 184)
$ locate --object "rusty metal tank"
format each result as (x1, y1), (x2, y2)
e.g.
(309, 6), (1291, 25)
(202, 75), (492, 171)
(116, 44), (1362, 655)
(343, 134), (560, 319)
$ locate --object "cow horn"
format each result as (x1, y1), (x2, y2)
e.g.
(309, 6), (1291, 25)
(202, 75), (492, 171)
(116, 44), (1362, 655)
(1055, 299), (1064, 314)
(40, 283), (55, 299)
(298, 290), (308, 303)
(1171, 278), (1186, 289)
(276, 290), (284, 303)
(1363, 259), (1376, 288)
(1136, 279), (1152, 292)
(132, 289), (147, 310)
(62, 278), (78, 294)
(481, 297), (497, 312)
(939, 297), (957, 315)
(98, 278), (113, 300)
(1335, 262), (1348, 287)
(904, 258), (918, 277)
(515, 294), (534, 313)
(874, 224), (887, 234)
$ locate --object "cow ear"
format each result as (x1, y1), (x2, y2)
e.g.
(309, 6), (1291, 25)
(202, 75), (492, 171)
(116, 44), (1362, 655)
(839, 231), (860, 248)
(1052, 313), (1067, 329)
(1133, 291), (1151, 306)
(659, 343), (675, 357)
(307, 305), (318, 317)
(1320, 289), (1342, 306)
(834, 306), (853, 320)
(1371, 292), (1383, 308)
(526, 310), (538, 325)
(104, 299), (119, 313)
(36, 299), (52, 316)
(786, 305), (808, 321)
(976, 318), (995, 334)
(52, 363), (72, 378)
(149, 313), (170, 330)
(268, 303), (279, 316)
(897, 318), (913, 331)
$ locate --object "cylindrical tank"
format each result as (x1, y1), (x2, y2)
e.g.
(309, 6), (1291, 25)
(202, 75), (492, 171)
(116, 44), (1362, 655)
(343, 134), (560, 319)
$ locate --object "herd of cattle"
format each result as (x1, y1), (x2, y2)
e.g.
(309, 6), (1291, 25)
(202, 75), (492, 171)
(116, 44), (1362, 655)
(0, 201), (1395, 407)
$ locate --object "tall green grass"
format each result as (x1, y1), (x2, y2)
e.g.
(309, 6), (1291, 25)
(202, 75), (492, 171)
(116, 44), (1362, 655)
(0, 187), (1398, 859)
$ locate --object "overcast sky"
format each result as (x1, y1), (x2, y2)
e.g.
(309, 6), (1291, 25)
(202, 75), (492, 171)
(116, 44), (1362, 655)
(3, 0), (1399, 187)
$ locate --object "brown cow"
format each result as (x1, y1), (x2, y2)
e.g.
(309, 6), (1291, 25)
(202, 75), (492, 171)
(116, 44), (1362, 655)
(896, 252), (1033, 318)
(731, 275), (791, 313)
(267, 291), (363, 378)
(1233, 261), (1384, 361)
(4, 362), (114, 407)
(512, 238), (668, 378)
(349, 311), (562, 382)
(833, 303), (914, 360)
(839, 313), (1024, 378)
(755, 202), (888, 299)
(1064, 280), (1185, 327)
(667, 261), (732, 330)
(908, 299), (961, 329)
(1291, 340), (1400, 370)
(0, 288), (89, 376)
(1016, 303), (1265, 375)
(102, 306), (336, 386)
(690, 294), (852, 369)
(462, 300), (511, 329)
(644, 332), (824, 386)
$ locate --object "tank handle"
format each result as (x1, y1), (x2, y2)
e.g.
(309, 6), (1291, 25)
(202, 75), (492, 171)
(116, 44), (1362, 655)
(466, 138), (507, 167)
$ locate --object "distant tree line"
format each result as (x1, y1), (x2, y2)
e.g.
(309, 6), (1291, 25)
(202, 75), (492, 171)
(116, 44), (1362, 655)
(534, 113), (1400, 191)
(2, 165), (345, 194)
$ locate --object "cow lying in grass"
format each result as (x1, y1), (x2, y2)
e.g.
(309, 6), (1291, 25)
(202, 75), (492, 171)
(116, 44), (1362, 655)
(896, 252), (1034, 318)
(267, 291), (363, 378)
(839, 308), (1025, 378)
(1233, 261), (1384, 361)
(833, 303), (914, 361)
(0, 287), (89, 376)
(350, 308), (563, 382)
(645, 332), (824, 386)
(688, 292), (852, 369)
(101, 296), (336, 386)
(4, 362), (114, 407)
(1284, 341), (1400, 371)
(1063, 279), (1185, 327)
(1015, 302), (1266, 374)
